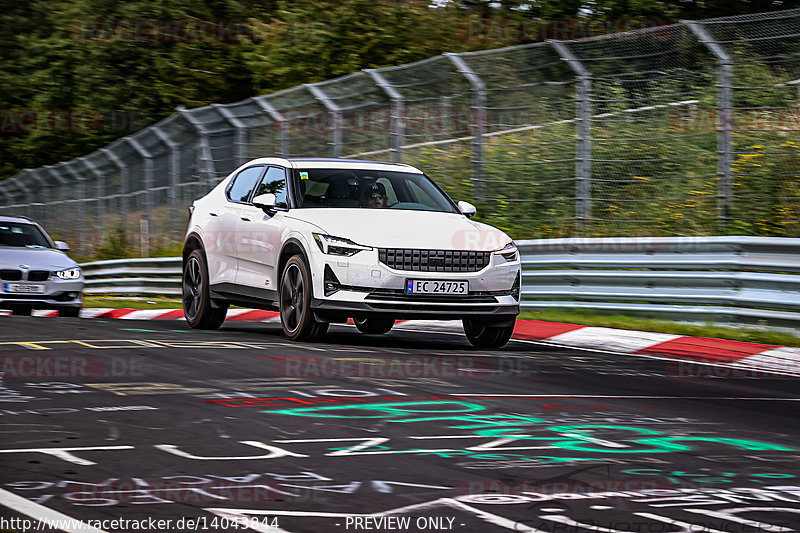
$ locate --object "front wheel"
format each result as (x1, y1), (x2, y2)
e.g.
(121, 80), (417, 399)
(354, 316), (394, 335)
(59, 307), (81, 318)
(463, 319), (514, 349)
(280, 255), (328, 341)
(183, 249), (228, 329)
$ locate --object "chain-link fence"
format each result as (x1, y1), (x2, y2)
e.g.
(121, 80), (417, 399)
(1, 9), (798, 256)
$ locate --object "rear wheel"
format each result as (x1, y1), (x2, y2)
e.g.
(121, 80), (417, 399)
(280, 255), (328, 341)
(354, 316), (395, 335)
(183, 249), (228, 329)
(463, 319), (514, 349)
(11, 307), (32, 316)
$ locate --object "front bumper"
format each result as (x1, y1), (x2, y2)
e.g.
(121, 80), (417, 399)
(0, 278), (84, 310)
(307, 245), (520, 323)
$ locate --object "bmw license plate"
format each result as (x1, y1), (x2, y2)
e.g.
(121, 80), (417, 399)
(3, 283), (45, 294)
(405, 279), (468, 295)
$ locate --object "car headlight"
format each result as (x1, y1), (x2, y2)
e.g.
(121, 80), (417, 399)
(494, 241), (518, 262)
(312, 233), (372, 257)
(55, 268), (81, 280)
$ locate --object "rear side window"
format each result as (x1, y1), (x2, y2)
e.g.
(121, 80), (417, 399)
(227, 166), (265, 203)
(254, 167), (288, 209)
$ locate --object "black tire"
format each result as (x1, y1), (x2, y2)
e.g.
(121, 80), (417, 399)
(354, 316), (395, 335)
(11, 307), (32, 316)
(463, 319), (514, 349)
(183, 249), (228, 329)
(59, 307), (81, 318)
(280, 255), (328, 341)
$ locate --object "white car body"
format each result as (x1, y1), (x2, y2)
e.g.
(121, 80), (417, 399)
(183, 158), (520, 345)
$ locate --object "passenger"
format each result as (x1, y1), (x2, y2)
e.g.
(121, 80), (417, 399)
(362, 183), (387, 208)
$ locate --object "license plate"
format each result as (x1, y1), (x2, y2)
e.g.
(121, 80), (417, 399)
(3, 283), (45, 294)
(405, 279), (468, 295)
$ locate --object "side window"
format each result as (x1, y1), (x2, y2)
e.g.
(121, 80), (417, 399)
(407, 180), (437, 208)
(377, 177), (397, 205)
(227, 166), (265, 203)
(254, 167), (288, 208)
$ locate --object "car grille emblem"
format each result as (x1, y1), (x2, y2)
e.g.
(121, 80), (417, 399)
(19, 264), (30, 270)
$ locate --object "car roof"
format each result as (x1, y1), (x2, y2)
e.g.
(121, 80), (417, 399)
(242, 157), (423, 174)
(0, 215), (37, 225)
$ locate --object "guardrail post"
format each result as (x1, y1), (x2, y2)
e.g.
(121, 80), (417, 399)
(444, 52), (486, 199)
(101, 148), (129, 232)
(253, 97), (289, 157)
(684, 21), (734, 229)
(365, 69), (405, 163)
(150, 126), (181, 232)
(305, 83), (342, 158)
(551, 41), (592, 229)
(213, 104), (248, 166)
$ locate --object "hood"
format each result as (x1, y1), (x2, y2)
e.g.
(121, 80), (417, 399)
(287, 209), (512, 251)
(0, 247), (78, 270)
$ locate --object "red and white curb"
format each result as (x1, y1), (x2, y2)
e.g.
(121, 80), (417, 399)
(12, 308), (800, 378)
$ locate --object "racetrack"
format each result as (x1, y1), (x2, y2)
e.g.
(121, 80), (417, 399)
(1, 316), (799, 532)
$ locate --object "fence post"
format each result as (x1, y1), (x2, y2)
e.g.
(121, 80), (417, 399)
(444, 52), (486, 199)
(551, 41), (592, 229)
(151, 126), (181, 232)
(684, 20), (734, 228)
(213, 104), (248, 166)
(60, 162), (86, 252)
(101, 148), (128, 232)
(365, 68), (405, 163)
(253, 97), (289, 157)
(125, 138), (154, 237)
(305, 83), (342, 158)
(80, 156), (106, 232)
(178, 107), (218, 192)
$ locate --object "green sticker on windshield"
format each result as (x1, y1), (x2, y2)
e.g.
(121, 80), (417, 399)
(300, 171), (309, 180)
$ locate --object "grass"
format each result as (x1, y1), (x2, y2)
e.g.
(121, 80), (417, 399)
(83, 297), (183, 309)
(519, 309), (800, 348)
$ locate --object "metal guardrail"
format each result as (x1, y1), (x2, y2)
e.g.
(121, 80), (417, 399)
(81, 236), (800, 328)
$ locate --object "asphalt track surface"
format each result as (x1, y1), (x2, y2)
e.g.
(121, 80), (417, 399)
(1, 316), (799, 533)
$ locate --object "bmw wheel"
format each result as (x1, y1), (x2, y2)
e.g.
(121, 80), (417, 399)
(280, 255), (328, 341)
(183, 249), (228, 329)
(463, 318), (514, 349)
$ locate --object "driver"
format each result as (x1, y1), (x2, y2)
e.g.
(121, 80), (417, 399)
(362, 182), (387, 208)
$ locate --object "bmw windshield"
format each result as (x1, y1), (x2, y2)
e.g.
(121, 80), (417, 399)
(291, 169), (458, 213)
(0, 223), (51, 248)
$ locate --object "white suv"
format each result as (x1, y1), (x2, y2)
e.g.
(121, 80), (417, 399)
(182, 158), (520, 348)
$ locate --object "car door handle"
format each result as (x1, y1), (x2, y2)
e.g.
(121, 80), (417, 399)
(209, 212), (218, 217)
(241, 217), (251, 222)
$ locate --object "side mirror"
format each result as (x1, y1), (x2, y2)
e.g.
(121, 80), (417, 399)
(252, 193), (277, 214)
(55, 241), (70, 252)
(457, 201), (477, 218)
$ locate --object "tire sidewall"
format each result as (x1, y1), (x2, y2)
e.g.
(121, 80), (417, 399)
(183, 250), (210, 328)
(280, 255), (313, 340)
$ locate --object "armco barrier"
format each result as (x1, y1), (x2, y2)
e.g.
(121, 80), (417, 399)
(80, 236), (800, 328)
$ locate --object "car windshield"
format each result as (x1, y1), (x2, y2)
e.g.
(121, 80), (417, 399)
(0, 223), (51, 248)
(291, 169), (458, 213)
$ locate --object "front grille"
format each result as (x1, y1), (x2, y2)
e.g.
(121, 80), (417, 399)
(378, 248), (491, 272)
(28, 270), (50, 282)
(0, 269), (22, 281)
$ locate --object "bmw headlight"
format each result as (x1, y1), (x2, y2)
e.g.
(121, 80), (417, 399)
(313, 234), (372, 257)
(494, 241), (518, 262)
(55, 268), (81, 280)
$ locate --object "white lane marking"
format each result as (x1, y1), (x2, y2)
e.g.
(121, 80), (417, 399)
(0, 487), (109, 533)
